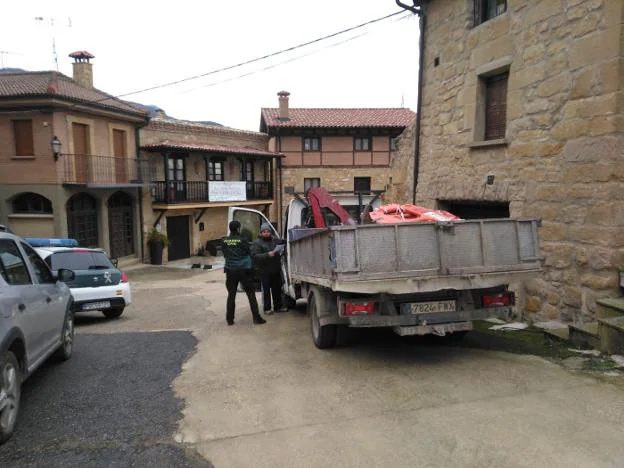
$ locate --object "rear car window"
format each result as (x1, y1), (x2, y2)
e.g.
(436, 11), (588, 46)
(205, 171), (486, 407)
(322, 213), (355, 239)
(0, 239), (32, 285)
(48, 251), (114, 271)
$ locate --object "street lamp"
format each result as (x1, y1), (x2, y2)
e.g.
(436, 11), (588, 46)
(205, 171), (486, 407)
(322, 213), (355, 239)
(51, 136), (62, 161)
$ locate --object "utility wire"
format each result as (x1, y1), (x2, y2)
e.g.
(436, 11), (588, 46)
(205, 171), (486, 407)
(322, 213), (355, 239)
(179, 12), (411, 94)
(94, 10), (406, 104)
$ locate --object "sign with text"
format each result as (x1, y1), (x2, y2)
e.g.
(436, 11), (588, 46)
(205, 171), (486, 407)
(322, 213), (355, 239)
(209, 181), (247, 202)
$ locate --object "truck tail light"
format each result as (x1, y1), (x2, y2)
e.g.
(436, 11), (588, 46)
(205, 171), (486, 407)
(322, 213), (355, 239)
(120, 272), (129, 283)
(343, 302), (376, 316)
(482, 292), (514, 308)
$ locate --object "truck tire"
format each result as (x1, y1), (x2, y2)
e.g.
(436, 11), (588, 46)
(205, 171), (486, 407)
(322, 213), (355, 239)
(308, 287), (337, 349)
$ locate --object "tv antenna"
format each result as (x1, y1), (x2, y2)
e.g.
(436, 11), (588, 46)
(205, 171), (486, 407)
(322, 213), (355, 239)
(34, 16), (72, 71)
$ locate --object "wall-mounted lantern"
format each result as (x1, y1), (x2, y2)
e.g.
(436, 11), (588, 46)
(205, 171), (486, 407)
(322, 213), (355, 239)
(51, 136), (62, 161)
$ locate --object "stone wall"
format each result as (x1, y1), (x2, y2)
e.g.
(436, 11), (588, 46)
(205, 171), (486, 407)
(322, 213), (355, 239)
(280, 166), (392, 213)
(390, 0), (624, 322)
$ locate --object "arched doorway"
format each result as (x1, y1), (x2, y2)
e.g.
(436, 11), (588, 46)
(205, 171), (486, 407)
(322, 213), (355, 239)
(108, 191), (134, 258)
(67, 193), (98, 247)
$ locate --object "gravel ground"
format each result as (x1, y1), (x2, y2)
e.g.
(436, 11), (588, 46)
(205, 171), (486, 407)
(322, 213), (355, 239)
(0, 331), (211, 468)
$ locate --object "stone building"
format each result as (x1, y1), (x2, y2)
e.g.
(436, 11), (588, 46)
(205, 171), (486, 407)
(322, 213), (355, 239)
(260, 91), (416, 214)
(140, 116), (281, 262)
(0, 52), (149, 259)
(391, 0), (623, 321)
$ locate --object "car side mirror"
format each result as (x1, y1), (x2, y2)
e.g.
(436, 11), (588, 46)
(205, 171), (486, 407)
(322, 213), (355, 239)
(110, 257), (119, 268)
(57, 268), (75, 282)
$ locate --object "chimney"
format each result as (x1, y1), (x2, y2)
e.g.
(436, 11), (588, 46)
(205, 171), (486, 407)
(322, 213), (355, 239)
(69, 51), (95, 89)
(277, 90), (290, 121)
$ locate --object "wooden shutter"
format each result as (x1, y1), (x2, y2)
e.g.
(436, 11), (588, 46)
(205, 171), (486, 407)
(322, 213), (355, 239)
(474, 0), (482, 26)
(72, 123), (90, 154)
(113, 129), (127, 157)
(13, 120), (34, 156)
(484, 73), (508, 140)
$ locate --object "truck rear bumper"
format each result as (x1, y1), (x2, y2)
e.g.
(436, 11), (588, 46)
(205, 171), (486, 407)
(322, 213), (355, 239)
(340, 306), (513, 328)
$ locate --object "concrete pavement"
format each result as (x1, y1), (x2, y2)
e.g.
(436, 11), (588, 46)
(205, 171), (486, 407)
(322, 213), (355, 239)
(80, 267), (624, 468)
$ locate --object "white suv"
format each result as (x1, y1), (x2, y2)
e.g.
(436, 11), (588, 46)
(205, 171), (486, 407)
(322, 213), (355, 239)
(0, 227), (74, 443)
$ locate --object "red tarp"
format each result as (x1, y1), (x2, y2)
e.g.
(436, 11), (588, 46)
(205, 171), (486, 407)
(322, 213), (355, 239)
(369, 204), (461, 224)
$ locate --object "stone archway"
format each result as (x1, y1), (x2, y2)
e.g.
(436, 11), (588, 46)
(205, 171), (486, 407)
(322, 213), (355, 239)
(107, 191), (134, 258)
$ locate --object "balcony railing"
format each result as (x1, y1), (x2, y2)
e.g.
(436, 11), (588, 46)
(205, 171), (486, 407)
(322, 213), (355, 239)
(151, 180), (273, 204)
(64, 154), (150, 185)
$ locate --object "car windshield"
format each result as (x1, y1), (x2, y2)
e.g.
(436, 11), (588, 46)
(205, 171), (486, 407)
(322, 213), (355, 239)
(48, 251), (114, 271)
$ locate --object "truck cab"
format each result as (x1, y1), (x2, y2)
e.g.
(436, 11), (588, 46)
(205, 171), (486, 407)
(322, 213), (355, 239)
(228, 191), (384, 305)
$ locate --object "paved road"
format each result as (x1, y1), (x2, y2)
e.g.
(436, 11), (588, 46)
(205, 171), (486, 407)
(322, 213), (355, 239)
(3, 266), (624, 468)
(0, 330), (210, 468)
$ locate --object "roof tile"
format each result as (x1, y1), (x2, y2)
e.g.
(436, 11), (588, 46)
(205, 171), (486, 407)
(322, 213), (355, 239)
(0, 71), (147, 116)
(141, 141), (282, 158)
(261, 108), (415, 129)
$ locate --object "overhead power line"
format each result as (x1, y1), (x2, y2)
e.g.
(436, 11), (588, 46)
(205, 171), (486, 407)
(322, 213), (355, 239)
(179, 12), (411, 94)
(96, 10), (406, 104)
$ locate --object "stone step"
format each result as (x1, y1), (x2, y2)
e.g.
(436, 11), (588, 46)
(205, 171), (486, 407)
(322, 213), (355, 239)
(543, 327), (570, 342)
(117, 256), (142, 270)
(597, 316), (624, 355)
(568, 322), (600, 349)
(596, 298), (624, 319)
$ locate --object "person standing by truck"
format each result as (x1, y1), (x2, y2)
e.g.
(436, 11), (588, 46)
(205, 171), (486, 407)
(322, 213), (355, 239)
(222, 220), (266, 326)
(252, 223), (287, 315)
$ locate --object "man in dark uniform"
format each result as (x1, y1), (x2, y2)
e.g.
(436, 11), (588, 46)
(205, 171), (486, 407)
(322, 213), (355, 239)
(251, 223), (287, 314)
(221, 220), (266, 326)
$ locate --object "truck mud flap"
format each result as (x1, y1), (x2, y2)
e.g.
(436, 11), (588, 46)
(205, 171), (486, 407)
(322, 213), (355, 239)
(393, 321), (472, 337)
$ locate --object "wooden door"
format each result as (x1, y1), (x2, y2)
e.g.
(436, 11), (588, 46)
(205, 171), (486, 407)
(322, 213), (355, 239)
(108, 192), (134, 258)
(166, 216), (190, 260)
(72, 123), (90, 183)
(113, 129), (127, 183)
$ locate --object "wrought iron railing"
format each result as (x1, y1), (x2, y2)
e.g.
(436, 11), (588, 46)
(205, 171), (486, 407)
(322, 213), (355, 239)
(151, 180), (273, 204)
(63, 154), (150, 185)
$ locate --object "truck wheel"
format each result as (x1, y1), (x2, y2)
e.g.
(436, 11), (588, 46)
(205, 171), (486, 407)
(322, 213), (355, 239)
(309, 289), (336, 349)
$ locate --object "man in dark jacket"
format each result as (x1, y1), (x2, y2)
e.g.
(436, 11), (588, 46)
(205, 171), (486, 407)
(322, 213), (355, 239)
(251, 223), (287, 314)
(222, 220), (266, 326)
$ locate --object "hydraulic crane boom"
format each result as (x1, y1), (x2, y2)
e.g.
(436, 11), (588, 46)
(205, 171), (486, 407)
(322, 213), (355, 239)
(306, 187), (356, 228)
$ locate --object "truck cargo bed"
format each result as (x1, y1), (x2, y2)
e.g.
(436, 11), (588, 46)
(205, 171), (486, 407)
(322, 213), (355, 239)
(289, 219), (542, 294)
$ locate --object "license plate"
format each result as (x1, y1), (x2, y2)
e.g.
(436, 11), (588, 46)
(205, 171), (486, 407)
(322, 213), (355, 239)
(406, 300), (456, 314)
(82, 301), (111, 311)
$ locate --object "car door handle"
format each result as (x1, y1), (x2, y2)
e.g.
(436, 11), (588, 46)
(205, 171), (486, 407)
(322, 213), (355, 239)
(18, 303), (26, 312)
(46, 297), (52, 303)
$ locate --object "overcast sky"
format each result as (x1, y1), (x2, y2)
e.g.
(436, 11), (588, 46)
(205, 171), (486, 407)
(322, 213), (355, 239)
(1, 0), (420, 131)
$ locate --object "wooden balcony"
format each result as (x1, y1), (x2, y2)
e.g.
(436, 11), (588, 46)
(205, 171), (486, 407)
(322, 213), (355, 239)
(151, 180), (273, 204)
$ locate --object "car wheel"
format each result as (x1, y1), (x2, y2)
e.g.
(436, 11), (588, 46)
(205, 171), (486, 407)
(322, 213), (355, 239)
(103, 307), (124, 319)
(0, 351), (21, 444)
(54, 310), (74, 361)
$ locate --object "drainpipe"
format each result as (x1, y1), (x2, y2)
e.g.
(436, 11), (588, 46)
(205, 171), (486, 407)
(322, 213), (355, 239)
(396, 0), (425, 204)
(135, 123), (148, 262)
(276, 130), (283, 232)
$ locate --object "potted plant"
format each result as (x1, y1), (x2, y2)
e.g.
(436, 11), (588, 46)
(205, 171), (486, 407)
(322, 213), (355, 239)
(147, 228), (169, 265)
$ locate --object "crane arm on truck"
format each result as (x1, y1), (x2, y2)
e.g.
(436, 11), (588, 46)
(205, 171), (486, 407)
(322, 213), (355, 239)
(306, 187), (356, 228)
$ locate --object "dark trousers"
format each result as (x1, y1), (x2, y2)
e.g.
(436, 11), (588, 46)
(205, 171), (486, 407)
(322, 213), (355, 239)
(226, 269), (260, 323)
(261, 271), (282, 311)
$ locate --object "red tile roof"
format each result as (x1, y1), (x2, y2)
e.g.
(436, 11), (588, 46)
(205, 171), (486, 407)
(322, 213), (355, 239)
(261, 108), (416, 129)
(0, 71), (147, 116)
(141, 141), (282, 158)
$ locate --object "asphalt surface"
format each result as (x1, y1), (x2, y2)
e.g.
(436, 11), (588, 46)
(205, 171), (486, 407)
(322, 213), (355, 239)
(0, 330), (211, 468)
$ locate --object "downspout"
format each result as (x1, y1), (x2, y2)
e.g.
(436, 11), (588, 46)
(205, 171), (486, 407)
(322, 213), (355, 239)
(135, 122), (148, 262)
(276, 129), (283, 232)
(396, 0), (425, 204)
